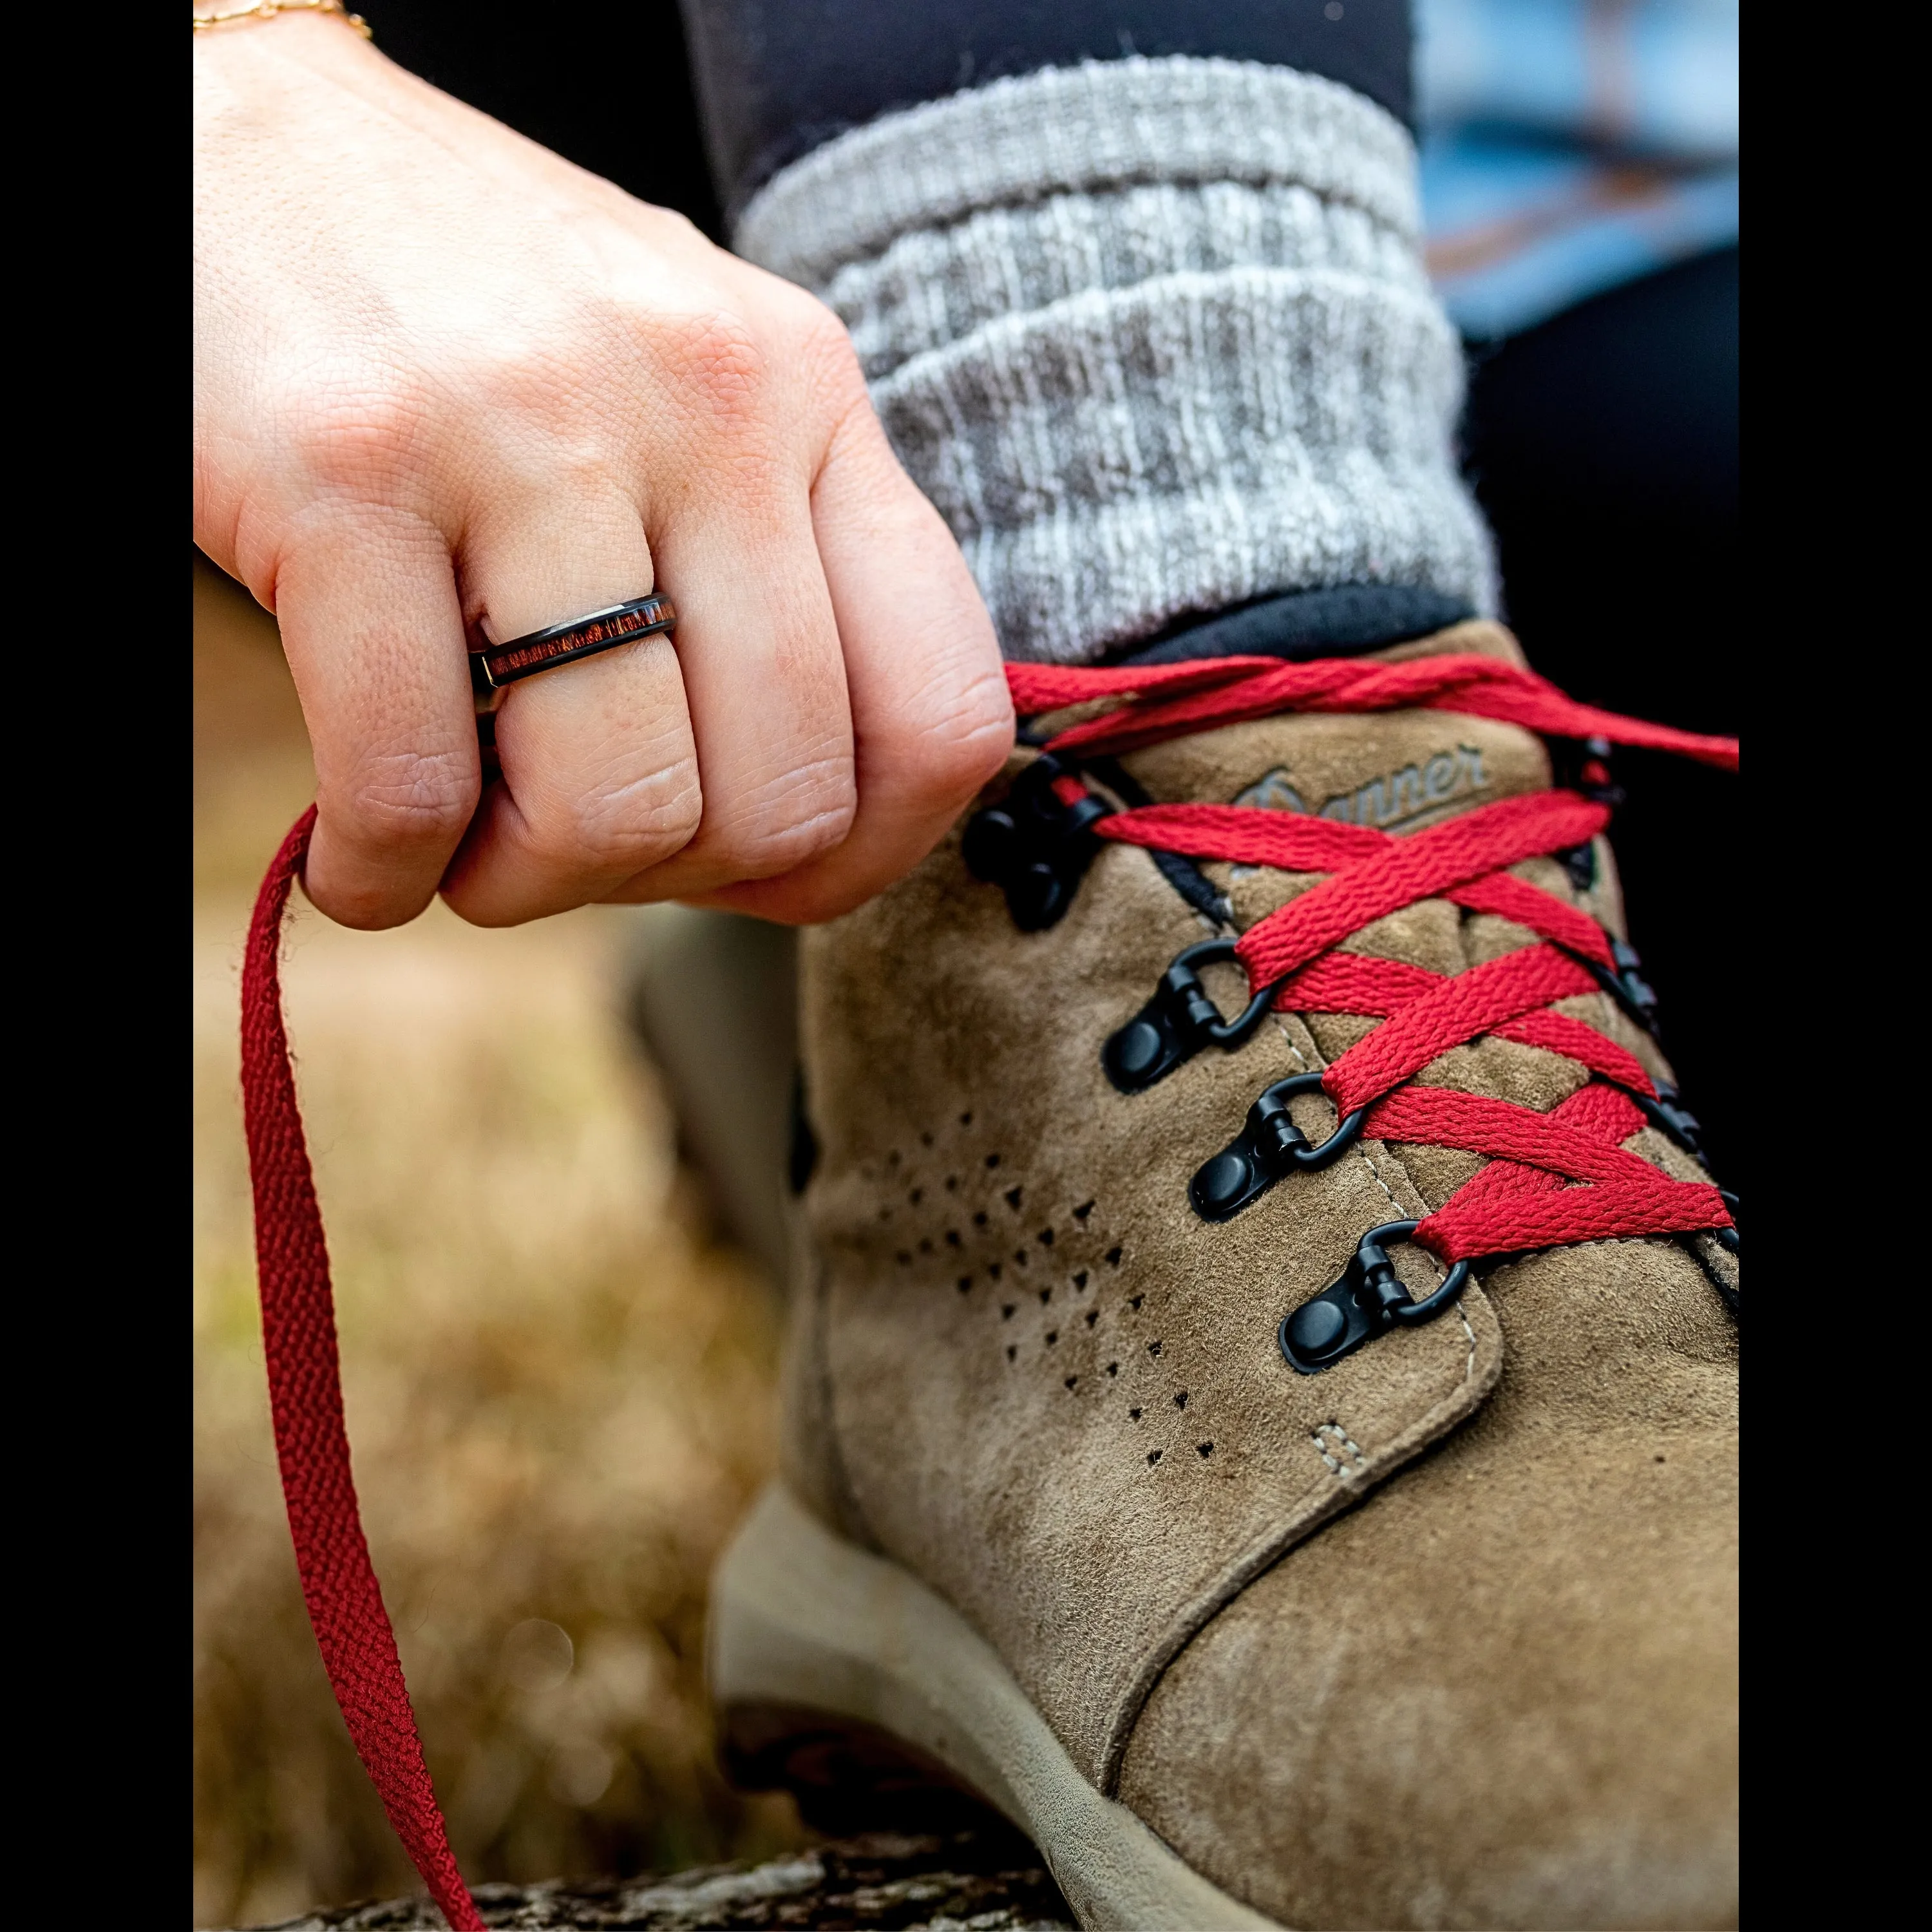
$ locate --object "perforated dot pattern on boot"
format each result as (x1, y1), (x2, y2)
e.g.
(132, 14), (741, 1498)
(854, 1114), (1227, 1475)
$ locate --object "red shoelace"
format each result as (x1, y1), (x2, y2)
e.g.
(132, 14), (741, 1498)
(243, 809), (484, 1931)
(239, 646), (1736, 1923)
(1008, 650), (1739, 1265)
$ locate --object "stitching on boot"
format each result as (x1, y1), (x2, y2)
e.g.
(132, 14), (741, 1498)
(1351, 1139), (1410, 1220)
(1271, 1010), (1412, 1220)
(1454, 1300), (1478, 1381)
(1268, 1016), (1312, 1073)
(1311, 1421), (1368, 1477)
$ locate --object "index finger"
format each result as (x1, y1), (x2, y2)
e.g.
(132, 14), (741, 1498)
(274, 506), (480, 929)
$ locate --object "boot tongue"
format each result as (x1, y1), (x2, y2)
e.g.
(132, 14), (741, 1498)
(1114, 621), (1550, 844)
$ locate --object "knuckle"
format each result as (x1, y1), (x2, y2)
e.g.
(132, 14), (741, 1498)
(772, 290), (871, 430)
(787, 290), (864, 379)
(329, 744), (478, 851)
(536, 755), (705, 875)
(656, 308), (772, 431)
(889, 664), (1017, 810)
(287, 379), (434, 501)
(637, 203), (705, 250)
(708, 754), (857, 878)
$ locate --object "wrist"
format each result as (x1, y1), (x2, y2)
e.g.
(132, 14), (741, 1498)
(193, 1), (370, 37)
(194, 0), (389, 133)
(193, 0), (383, 95)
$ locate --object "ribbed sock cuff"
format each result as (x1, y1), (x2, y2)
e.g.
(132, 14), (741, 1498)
(737, 56), (1495, 665)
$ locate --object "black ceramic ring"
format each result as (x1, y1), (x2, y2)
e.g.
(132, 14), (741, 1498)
(469, 593), (676, 697)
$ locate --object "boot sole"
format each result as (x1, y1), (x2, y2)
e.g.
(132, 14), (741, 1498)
(709, 1480), (1284, 1931)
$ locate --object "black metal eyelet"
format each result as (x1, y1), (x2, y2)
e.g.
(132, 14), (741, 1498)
(1188, 1072), (1367, 1221)
(1278, 1220), (1473, 1374)
(961, 753), (1112, 931)
(1558, 841), (1598, 892)
(1586, 935), (1662, 1036)
(1716, 1189), (1740, 1255)
(1102, 939), (1277, 1093)
(1629, 1079), (1706, 1160)
(1553, 734), (1626, 811)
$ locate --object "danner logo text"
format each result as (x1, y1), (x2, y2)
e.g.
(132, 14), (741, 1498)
(1232, 745), (1489, 831)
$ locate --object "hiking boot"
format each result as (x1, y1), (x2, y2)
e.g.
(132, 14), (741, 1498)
(708, 620), (1738, 1931)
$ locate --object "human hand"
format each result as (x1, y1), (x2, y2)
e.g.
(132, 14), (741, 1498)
(194, 14), (1011, 928)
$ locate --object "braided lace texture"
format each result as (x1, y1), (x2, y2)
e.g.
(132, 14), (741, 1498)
(1010, 649), (1738, 1264)
(243, 810), (484, 1932)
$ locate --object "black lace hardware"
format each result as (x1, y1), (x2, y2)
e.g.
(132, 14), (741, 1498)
(1558, 841), (1598, 892)
(1548, 744), (1658, 1027)
(1632, 1079), (1705, 1160)
(1188, 1072), (1367, 1221)
(1279, 1220), (1473, 1374)
(1553, 734), (1627, 811)
(1586, 935), (1662, 1036)
(1102, 939), (1276, 1093)
(1547, 736), (1620, 893)
(1716, 1189), (1739, 1255)
(961, 753), (1112, 931)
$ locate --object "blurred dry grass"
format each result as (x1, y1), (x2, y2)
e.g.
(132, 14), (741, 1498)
(193, 559), (804, 1928)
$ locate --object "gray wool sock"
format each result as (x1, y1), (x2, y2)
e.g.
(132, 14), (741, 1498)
(736, 56), (1495, 666)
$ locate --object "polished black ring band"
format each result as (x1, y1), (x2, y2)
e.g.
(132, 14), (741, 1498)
(469, 593), (676, 697)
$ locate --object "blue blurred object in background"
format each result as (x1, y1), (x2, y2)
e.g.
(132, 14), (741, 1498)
(1417, 0), (1739, 337)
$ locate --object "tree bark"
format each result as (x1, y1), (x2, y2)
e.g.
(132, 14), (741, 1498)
(249, 1831), (1076, 1930)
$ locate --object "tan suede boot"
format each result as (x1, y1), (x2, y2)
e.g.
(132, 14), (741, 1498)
(708, 621), (1738, 1931)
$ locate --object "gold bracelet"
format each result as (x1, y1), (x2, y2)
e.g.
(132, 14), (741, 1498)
(193, 0), (372, 37)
